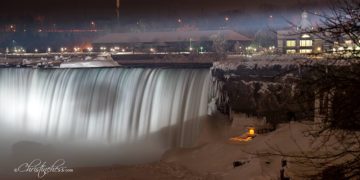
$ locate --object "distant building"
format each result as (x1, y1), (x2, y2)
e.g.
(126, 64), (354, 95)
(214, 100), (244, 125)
(277, 11), (328, 54)
(92, 30), (251, 53)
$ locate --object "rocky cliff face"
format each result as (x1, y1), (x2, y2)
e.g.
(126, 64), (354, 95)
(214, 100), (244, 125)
(211, 56), (313, 126)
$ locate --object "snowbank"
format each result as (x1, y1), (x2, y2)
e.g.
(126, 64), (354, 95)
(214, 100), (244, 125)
(60, 60), (119, 68)
(213, 55), (355, 71)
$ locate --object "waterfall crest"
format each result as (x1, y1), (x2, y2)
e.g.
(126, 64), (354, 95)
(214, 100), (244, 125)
(0, 68), (210, 148)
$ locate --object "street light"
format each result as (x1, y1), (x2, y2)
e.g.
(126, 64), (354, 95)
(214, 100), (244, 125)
(248, 127), (255, 137)
(90, 21), (96, 29)
(5, 48), (9, 59)
(189, 38), (192, 52)
(47, 47), (51, 53)
(222, 17), (230, 29)
(10, 25), (16, 32)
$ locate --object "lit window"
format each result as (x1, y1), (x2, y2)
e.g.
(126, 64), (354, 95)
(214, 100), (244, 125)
(300, 40), (313, 47)
(345, 40), (352, 45)
(301, 34), (311, 38)
(300, 49), (312, 54)
(286, 49), (296, 54)
(286, 40), (296, 47)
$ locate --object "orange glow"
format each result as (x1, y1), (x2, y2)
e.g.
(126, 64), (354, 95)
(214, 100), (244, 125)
(229, 127), (256, 143)
(230, 136), (252, 142)
(248, 128), (255, 136)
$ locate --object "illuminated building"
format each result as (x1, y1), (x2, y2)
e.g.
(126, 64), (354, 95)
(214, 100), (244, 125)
(277, 11), (327, 54)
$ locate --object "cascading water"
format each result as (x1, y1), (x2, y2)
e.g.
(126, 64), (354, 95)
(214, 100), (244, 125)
(0, 68), (211, 167)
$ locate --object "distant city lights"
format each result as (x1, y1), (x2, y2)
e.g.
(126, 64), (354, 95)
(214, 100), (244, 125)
(74, 47), (80, 52)
(269, 46), (275, 50)
(100, 47), (107, 51)
(9, 25), (16, 32)
(13, 47), (26, 54)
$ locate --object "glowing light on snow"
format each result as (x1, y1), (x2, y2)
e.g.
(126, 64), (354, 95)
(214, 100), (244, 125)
(229, 127), (256, 143)
(230, 136), (252, 142)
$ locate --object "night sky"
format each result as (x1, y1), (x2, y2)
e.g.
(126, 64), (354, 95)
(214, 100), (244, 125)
(0, 0), (331, 22)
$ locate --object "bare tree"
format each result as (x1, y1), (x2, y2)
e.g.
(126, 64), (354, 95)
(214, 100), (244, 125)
(309, 0), (360, 57)
(211, 33), (227, 61)
(295, 1), (360, 178)
(254, 1), (360, 179)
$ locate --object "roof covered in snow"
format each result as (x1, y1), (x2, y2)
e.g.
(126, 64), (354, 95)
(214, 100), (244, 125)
(93, 30), (251, 44)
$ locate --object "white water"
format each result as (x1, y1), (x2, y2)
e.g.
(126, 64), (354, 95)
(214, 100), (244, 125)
(0, 68), (211, 167)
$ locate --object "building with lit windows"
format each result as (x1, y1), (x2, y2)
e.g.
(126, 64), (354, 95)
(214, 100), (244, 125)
(277, 11), (327, 54)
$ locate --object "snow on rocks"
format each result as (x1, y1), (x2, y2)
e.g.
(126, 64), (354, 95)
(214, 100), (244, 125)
(213, 55), (310, 71)
(213, 54), (356, 72)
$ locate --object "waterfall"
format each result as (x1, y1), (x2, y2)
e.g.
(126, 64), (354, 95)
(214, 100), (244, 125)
(0, 68), (211, 165)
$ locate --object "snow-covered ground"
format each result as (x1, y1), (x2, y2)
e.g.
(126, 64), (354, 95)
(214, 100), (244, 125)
(163, 113), (315, 180)
(213, 55), (356, 71)
(59, 60), (119, 68)
(59, 54), (119, 68)
(3, 113), (325, 180)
